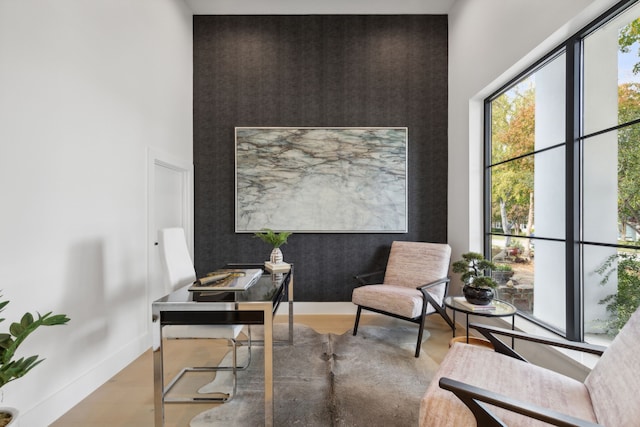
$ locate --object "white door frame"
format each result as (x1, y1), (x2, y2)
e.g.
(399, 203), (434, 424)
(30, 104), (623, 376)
(146, 147), (193, 336)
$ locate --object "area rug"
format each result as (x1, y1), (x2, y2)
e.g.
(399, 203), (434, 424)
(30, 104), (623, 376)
(190, 323), (441, 426)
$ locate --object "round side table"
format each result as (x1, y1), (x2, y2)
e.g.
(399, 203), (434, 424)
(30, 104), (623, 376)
(444, 296), (517, 348)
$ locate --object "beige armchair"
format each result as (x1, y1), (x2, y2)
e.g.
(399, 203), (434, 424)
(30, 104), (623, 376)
(420, 306), (640, 426)
(351, 241), (455, 357)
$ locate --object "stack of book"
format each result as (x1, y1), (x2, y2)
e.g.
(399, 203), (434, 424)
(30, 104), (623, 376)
(453, 296), (496, 311)
(264, 261), (291, 273)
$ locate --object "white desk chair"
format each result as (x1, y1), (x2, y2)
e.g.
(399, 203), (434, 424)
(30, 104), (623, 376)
(157, 227), (251, 402)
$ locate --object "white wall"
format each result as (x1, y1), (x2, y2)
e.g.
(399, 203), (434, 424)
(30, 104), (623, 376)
(0, 0), (193, 424)
(447, 0), (620, 288)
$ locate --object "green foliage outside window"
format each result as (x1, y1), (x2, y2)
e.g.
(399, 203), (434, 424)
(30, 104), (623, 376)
(618, 18), (640, 239)
(595, 252), (640, 336)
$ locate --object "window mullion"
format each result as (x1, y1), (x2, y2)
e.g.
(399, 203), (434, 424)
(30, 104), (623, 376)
(484, 99), (492, 258)
(565, 36), (582, 342)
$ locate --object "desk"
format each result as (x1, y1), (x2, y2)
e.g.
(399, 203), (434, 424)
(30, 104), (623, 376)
(444, 296), (516, 347)
(152, 264), (293, 427)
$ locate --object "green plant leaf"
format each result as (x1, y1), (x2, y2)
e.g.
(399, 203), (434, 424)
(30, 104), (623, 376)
(9, 322), (24, 337)
(253, 228), (293, 248)
(0, 334), (12, 351)
(21, 312), (34, 328)
(0, 356), (43, 388)
(0, 293), (70, 388)
(472, 276), (498, 289)
(41, 313), (71, 326)
(453, 252), (498, 287)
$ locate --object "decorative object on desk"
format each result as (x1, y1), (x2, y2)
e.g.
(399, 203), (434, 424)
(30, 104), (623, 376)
(265, 261), (290, 273)
(452, 252), (498, 306)
(189, 268), (263, 292)
(253, 228), (292, 265)
(0, 293), (70, 427)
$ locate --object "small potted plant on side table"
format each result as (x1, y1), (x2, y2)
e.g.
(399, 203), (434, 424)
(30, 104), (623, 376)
(452, 252), (498, 305)
(0, 294), (70, 426)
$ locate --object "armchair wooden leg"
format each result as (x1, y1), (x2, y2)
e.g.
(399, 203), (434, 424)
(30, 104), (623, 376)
(353, 306), (362, 336)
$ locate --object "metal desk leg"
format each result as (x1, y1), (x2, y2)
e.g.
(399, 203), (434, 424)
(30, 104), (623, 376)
(288, 273), (294, 345)
(240, 302), (274, 426)
(262, 303), (274, 427)
(152, 313), (164, 427)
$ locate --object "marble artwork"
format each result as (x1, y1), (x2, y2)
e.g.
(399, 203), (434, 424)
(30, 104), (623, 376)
(235, 127), (407, 232)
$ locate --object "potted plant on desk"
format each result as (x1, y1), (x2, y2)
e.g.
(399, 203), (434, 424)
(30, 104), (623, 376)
(0, 294), (70, 426)
(452, 252), (498, 305)
(253, 228), (292, 264)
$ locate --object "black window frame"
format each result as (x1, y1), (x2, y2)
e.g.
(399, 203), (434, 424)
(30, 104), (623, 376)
(483, 0), (640, 340)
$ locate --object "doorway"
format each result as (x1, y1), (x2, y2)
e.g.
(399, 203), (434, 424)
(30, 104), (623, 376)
(147, 148), (193, 311)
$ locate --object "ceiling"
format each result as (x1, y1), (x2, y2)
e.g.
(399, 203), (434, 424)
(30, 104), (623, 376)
(184, 0), (456, 15)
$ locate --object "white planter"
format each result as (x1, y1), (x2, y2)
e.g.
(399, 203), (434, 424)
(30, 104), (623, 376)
(270, 248), (283, 264)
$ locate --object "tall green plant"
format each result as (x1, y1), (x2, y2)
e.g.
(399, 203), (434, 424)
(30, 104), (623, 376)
(595, 253), (640, 336)
(0, 296), (70, 388)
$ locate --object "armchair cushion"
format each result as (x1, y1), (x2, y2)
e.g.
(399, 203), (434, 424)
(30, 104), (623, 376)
(419, 343), (597, 426)
(352, 285), (440, 319)
(384, 242), (451, 290)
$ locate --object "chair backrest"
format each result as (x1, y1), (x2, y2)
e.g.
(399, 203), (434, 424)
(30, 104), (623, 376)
(158, 227), (197, 293)
(584, 305), (640, 426)
(383, 241), (451, 299)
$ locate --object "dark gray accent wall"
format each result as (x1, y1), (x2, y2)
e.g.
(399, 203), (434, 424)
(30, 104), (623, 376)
(193, 15), (448, 302)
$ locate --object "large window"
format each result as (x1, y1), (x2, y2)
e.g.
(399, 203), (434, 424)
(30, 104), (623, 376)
(485, 0), (640, 342)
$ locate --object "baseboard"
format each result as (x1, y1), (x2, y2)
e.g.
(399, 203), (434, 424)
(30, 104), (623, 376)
(23, 334), (150, 426)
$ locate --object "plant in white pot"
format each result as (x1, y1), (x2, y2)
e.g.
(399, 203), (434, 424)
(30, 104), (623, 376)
(452, 252), (498, 305)
(0, 294), (70, 426)
(253, 228), (292, 264)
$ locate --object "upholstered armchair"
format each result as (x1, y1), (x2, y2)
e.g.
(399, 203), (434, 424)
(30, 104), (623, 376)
(351, 241), (455, 357)
(420, 306), (640, 426)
